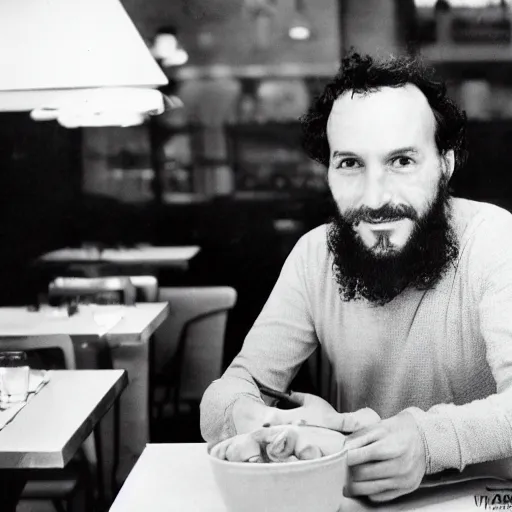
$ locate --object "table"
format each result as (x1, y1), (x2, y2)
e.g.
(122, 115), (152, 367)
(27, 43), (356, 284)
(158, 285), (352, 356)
(0, 303), (169, 346)
(0, 303), (170, 483)
(37, 245), (201, 271)
(0, 369), (127, 512)
(109, 443), (512, 512)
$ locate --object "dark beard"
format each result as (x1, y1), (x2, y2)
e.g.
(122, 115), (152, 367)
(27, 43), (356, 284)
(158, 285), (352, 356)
(326, 177), (459, 306)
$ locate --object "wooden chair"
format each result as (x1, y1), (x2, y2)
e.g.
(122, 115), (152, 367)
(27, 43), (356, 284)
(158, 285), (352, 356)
(0, 335), (97, 512)
(151, 287), (237, 437)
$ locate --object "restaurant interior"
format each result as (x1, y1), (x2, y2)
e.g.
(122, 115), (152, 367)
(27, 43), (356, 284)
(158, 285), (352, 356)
(2, 0), (512, 510)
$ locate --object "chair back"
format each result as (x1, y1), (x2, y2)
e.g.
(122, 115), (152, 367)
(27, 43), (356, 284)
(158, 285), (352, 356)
(155, 287), (237, 404)
(129, 275), (159, 302)
(48, 276), (136, 305)
(0, 334), (76, 369)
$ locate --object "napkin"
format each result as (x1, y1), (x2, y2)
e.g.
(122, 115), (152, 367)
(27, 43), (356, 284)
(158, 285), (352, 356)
(0, 369), (51, 431)
(93, 310), (125, 332)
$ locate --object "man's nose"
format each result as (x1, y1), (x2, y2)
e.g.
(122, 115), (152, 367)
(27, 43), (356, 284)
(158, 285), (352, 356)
(360, 167), (390, 209)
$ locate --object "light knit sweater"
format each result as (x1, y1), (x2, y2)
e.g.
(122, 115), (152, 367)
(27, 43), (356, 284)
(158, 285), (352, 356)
(200, 198), (512, 475)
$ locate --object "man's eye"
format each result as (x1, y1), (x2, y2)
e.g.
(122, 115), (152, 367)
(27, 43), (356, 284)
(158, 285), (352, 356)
(391, 156), (414, 168)
(338, 158), (362, 169)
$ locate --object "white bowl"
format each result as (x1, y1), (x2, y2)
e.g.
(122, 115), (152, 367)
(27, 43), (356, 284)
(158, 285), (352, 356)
(208, 442), (348, 512)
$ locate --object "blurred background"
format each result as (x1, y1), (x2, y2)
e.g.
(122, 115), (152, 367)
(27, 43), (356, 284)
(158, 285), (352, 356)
(2, 0), (512, 368)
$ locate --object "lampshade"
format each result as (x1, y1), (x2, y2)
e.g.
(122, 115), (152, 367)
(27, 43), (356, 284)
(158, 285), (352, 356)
(0, 0), (169, 116)
(29, 88), (185, 128)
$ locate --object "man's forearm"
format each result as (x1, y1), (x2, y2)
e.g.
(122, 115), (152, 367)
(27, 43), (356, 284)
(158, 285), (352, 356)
(405, 390), (512, 475)
(200, 371), (269, 444)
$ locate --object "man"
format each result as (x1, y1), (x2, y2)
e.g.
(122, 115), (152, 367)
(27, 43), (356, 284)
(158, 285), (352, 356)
(200, 52), (512, 502)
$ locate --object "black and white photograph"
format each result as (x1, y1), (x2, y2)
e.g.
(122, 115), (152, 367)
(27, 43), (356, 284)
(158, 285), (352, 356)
(1, 0), (512, 511)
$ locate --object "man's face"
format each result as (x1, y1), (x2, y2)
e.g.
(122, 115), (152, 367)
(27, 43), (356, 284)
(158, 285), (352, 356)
(326, 84), (454, 256)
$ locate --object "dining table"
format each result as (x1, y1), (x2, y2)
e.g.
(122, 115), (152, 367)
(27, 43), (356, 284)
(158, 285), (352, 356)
(0, 302), (170, 484)
(0, 302), (169, 345)
(0, 369), (127, 512)
(36, 245), (201, 272)
(109, 443), (512, 512)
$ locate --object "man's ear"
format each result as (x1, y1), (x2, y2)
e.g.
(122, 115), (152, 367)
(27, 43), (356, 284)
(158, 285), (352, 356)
(441, 149), (455, 180)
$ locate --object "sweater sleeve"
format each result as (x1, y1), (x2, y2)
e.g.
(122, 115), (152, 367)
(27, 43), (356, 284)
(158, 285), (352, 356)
(407, 208), (512, 475)
(199, 235), (319, 445)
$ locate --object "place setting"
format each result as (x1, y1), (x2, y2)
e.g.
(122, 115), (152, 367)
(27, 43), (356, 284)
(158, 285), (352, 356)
(0, 351), (50, 430)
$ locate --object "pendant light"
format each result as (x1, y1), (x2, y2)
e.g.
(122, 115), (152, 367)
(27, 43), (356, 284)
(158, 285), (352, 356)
(151, 27), (189, 67)
(0, 0), (183, 127)
(288, 0), (312, 41)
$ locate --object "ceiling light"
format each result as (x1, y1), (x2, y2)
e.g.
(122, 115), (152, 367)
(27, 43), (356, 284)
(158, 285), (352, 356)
(289, 24), (312, 40)
(29, 87), (183, 128)
(0, 0), (168, 113)
(56, 111), (147, 129)
(288, 0), (312, 41)
(151, 28), (189, 67)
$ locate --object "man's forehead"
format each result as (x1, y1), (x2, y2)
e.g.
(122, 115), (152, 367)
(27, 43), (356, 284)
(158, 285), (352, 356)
(327, 84), (437, 151)
(330, 84), (431, 114)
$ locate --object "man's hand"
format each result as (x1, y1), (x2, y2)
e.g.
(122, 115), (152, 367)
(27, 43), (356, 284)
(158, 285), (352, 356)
(267, 392), (381, 434)
(210, 424), (346, 463)
(231, 392), (380, 436)
(344, 411), (426, 502)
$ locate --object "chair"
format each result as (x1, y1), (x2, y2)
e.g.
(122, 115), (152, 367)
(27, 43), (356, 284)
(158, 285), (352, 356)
(48, 275), (158, 304)
(46, 274), (153, 499)
(151, 287), (237, 435)
(0, 335), (96, 512)
(48, 276), (136, 306)
(128, 275), (159, 302)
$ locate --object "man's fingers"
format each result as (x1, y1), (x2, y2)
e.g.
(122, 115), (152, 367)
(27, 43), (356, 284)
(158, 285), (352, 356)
(211, 434), (261, 462)
(294, 426), (344, 457)
(266, 428), (298, 461)
(296, 444), (323, 460)
(368, 489), (404, 502)
(343, 426), (382, 453)
(350, 459), (401, 482)
(337, 408), (381, 433)
(346, 438), (399, 466)
(252, 425), (287, 442)
(226, 437), (261, 462)
(346, 478), (396, 497)
(210, 439), (229, 460)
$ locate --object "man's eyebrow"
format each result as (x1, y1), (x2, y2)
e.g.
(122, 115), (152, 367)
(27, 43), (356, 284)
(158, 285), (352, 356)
(387, 147), (419, 157)
(331, 147), (420, 160)
(331, 150), (358, 159)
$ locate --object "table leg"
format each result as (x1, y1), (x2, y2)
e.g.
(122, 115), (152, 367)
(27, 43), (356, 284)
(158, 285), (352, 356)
(110, 341), (149, 483)
(0, 470), (27, 512)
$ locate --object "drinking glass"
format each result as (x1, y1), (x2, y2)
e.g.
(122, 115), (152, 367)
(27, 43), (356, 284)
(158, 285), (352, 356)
(0, 351), (30, 406)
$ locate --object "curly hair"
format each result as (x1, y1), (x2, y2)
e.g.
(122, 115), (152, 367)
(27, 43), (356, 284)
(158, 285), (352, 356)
(301, 52), (468, 173)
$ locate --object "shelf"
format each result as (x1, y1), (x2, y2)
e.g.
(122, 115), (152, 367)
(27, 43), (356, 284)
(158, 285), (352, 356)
(417, 48), (512, 82)
(225, 122), (303, 147)
(175, 63), (339, 81)
(162, 192), (209, 204)
(226, 121), (301, 130)
(421, 43), (512, 62)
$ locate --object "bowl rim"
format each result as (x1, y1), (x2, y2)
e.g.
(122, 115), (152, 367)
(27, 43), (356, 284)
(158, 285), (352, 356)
(208, 447), (347, 470)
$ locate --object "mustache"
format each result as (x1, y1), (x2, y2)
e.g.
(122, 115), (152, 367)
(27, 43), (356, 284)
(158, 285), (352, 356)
(343, 204), (418, 224)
